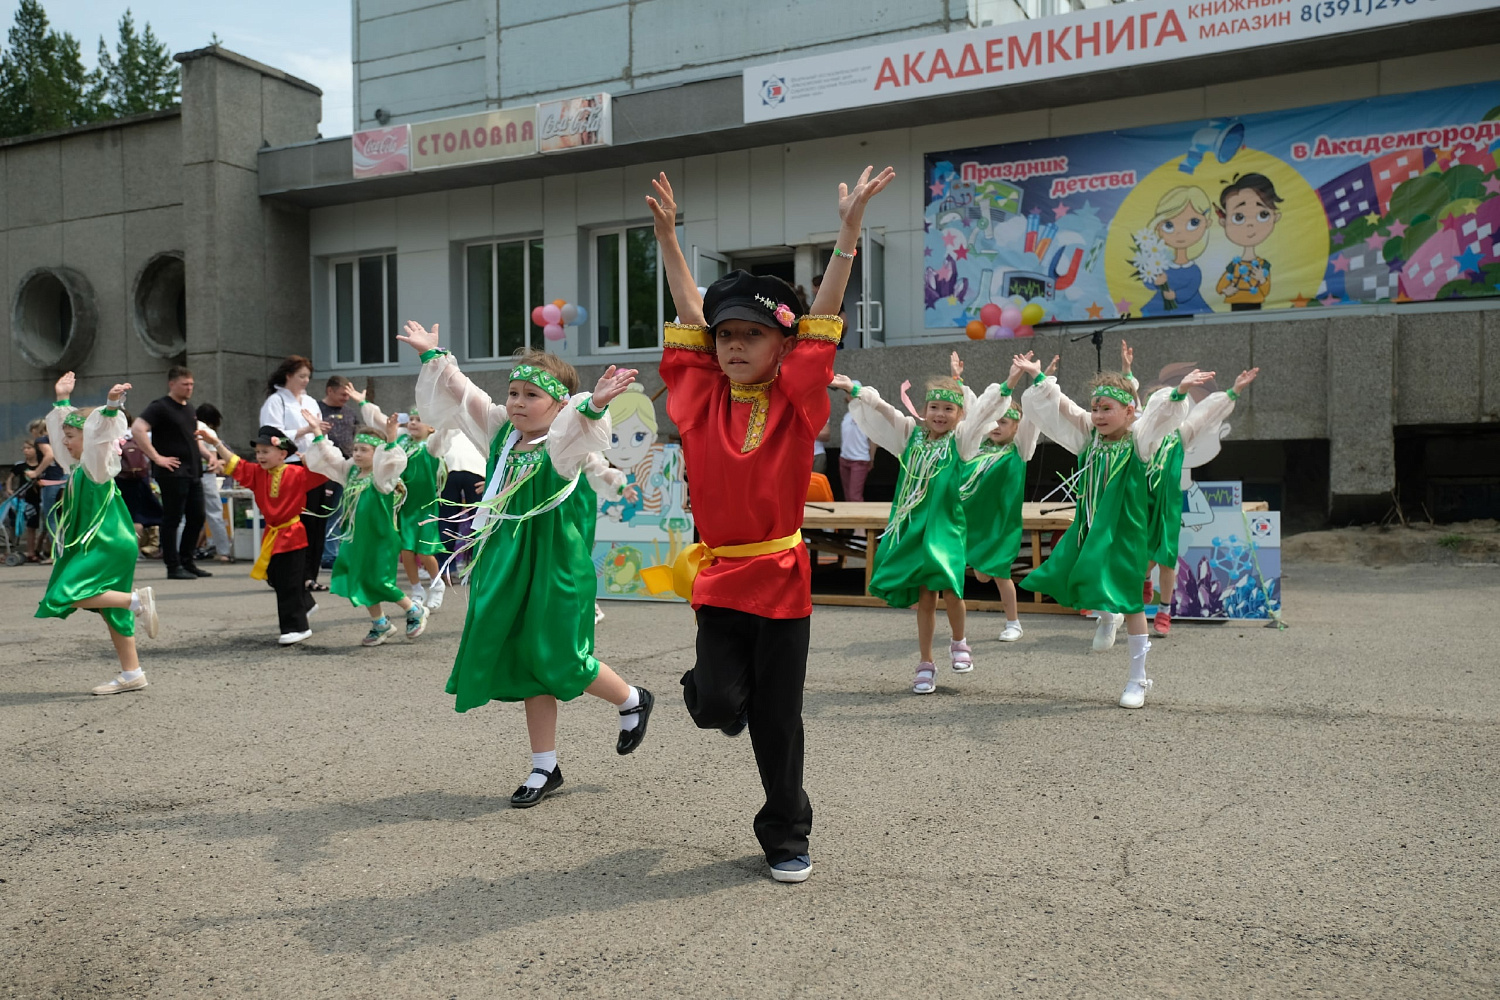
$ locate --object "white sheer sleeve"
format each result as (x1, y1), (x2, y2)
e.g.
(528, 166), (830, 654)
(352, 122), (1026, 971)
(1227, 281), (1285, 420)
(583, 452), (626, 497)
(355, 399), (389, 430)
(546, 394), (613, 481)
(955, 382), (1009, 461)
(44, 404), (77, 478)
(847, 386), (915, 457)
(302, 436), (353, 487)
(371, 441), (408, 494)
(1133, 387), (1190, 462)
(80, 406), (127, 485)
(1019, 376), (1091, 455)
(1013, 409), (1042, 462)
(416, 352), (508, 452)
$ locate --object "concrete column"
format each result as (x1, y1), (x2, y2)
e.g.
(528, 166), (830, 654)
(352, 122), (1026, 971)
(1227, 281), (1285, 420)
(176, 45), (321, 446)
(1326, 314), (1396, 521)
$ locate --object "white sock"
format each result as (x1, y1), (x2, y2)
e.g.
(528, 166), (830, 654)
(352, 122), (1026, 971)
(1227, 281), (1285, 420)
(120, 668), (143, 681)
(525, 750), (557, 788)
(951, 637), (967, 647)
(1128, 633), (1151, 683)
(1006, 619), (1020, 629)
(618, 686), (641, 731)
(129, 591), (142, 613)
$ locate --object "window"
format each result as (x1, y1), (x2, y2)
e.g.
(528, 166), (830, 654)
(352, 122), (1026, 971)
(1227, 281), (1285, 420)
(332, 254), (398, 366)
(465, 237), (545, 359)
(592, 224), (678, 351)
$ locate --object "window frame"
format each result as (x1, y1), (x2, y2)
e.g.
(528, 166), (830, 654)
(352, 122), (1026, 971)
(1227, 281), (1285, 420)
(328, 252), (400, 369)
(461, 234), (545, 362)
(590, 222), (680, 354)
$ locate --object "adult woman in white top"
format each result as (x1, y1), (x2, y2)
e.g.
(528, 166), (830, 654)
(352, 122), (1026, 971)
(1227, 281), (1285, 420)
(259, 355), (332, 592)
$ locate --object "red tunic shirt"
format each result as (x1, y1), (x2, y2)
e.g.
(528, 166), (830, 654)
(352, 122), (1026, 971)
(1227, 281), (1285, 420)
(661, 317), (841, 619)
(226, 455), (327, 555)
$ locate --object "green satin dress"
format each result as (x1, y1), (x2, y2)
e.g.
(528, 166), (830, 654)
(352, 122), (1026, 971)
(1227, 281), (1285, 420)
(397, 436), (446, 555)
(960, 440), (1026, 581)
(1022, 433), (1149, 615)
(869, 427), (966, 609)
(448, 423), (599, 712)
(1145, 430), (1185, 566)
(329, 460), (407, 609)
(35, 466), (137, 636)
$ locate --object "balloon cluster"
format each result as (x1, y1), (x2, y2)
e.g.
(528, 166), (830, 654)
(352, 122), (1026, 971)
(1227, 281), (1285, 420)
(965, 301), (1045, 341)
(531, 299), (590, 342)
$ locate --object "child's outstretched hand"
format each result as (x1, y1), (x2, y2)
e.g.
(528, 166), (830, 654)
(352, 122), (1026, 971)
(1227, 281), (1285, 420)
(1233, 368), (1260, 394)
(646, 173), (679, 244)
(106, 382), (131, 405)
(949, 351), (964, 380)
(55, 371), (76, 400)
(837, 166), (897, 226)
(300, 408), (323, 433)
(1178, 369), (1216, 392)
(828, 374), (855, 393)
(1045, 354), (1059, 377)
(592, 365), (638, 408)
(195, 427), (220, 446)
(386, 411), (400, 441)
(397, 321), (440, 355)
(1121, 339), (1134, 374)
(1012, 354), (1042, 380)
(346, 384), (366, 405)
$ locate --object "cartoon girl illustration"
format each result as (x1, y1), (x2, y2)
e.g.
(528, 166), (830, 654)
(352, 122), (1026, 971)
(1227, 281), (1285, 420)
(602, 384), (665, 523)
(1137, 186), (1214, 316)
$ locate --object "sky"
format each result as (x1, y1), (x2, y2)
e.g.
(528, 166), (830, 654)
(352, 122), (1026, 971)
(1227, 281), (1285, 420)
(6, 0), (355, 135)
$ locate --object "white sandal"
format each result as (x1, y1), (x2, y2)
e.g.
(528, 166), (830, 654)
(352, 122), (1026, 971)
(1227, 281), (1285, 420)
(950, 639), (973, 673)
(912, 661), (937, 695)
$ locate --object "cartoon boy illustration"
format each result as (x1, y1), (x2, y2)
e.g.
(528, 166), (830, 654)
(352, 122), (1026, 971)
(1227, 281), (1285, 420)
(1215, 173), (1283, 311)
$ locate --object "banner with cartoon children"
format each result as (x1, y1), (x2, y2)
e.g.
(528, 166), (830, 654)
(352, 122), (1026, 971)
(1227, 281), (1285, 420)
(924, 81), (1500, 329)
(592, 385), (693, 603)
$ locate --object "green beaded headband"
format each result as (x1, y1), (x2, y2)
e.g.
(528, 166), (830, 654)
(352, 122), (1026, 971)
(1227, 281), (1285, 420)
(1004, 407), (1021, 421)
(1092, 385), (1136, 407)
(63, 412), (86, 429)
(354, 433), (385, 448)
(510, 363), (570, 401)
(926, 388), (964, 406)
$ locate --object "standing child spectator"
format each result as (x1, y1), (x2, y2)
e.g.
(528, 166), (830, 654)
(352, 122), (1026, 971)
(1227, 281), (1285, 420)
(8, 440), (44, 561)
(29, 417), (67, 552)
(34, 373), (160, 695)
(302, 410), (429, 646)
(837, 404), (875, 501)
(393, 410), (448, 612)
(194, 403), (233, 563)
(648, 165), (894, 882)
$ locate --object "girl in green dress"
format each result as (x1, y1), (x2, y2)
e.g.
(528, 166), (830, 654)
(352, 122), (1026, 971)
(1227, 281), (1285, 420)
(1015, 355), (1212, 709)
(832, 366), (1009, 695)
(34, 372), (160, 696)
(395, 411), (449, 612)
(302, 410), (429, 647)
(398, 325), (655, 809)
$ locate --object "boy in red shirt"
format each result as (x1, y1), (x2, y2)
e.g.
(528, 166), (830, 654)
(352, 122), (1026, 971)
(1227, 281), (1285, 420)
(648, 165), (894, 883)
(199, 424), (327, 645)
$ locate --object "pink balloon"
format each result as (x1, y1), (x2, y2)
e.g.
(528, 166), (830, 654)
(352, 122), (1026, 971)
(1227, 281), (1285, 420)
(984, 325), (1006, 340)
(543, 322), (565, 341)
(531, 305), (547, 327)
(1015, 324), (1035, 338)
(541, 303), (562, 324)
(978, 302), (1003, 327)
(999, 305), (1023, 330)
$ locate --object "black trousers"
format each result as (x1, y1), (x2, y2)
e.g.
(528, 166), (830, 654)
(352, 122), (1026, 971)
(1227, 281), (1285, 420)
(682, 605), (813, 865)
(266, 549), (315, 634)
(440, 471), (484, 553)
(157, 475), (205, 570)
(301, 483), (337, 585)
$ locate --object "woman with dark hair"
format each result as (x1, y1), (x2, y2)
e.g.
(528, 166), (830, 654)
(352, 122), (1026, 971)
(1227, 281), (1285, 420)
(259, 355), (333, 591)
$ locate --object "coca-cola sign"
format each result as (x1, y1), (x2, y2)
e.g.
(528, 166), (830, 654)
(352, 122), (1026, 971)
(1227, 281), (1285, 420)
(538, 94), (612, 153)
(352, 125), (411, 178)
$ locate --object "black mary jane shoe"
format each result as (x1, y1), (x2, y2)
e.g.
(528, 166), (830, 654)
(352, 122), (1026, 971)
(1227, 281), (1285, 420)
(616, 687), (654, 755)
(509, 766), (563, 808)
(720, 709), (749, 738)
(182, 563), (213, 578)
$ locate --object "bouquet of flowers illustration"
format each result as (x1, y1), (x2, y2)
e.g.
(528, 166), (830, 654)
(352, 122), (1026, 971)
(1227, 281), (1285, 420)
(1128, 227), (1177, 309)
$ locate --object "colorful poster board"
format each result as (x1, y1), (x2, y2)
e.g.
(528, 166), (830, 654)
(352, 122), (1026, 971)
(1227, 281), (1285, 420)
(1162, 481), (1281, 621)
(352, 125), (411, 178)
(592, 386), (691, 603)
(923, 82), (1500, 328)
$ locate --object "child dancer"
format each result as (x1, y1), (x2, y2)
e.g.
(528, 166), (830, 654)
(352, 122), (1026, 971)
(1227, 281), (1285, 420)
(394, 330), (654, 808)
(35, 373), (160, 694)
(395, 410), (448, 612)
(1016, 355), (1211, 708)
(302, 410), (429, 646)
(957, 352), (1049, 644)
(649, 165), (894, 881)
(831, 358), (1009, 694)
(1124, 344), (1260, 636)
(198, 423), (326, 645)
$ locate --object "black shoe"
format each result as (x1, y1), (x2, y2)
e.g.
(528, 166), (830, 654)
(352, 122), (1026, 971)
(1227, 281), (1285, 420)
(509, 766), (563, 808)
(182, 562), (213, 577)
(616, 687), (654, 755)
(166, 566), (197, 580)
(721, 710), (749, 738)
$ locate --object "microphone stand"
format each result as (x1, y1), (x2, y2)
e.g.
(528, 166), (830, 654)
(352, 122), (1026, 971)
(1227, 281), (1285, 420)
(1070, 316), (1131, 373)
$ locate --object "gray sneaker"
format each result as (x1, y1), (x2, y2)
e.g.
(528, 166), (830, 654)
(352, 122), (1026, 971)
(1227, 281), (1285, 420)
(405, 604), (428, 639)
(362, 620), (395, 647)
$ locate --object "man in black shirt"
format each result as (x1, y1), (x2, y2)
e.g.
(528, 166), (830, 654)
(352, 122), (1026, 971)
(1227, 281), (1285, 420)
(133, 366), (211, 580)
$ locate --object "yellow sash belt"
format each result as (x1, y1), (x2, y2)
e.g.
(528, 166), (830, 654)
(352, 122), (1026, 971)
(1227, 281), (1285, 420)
(671, 530), (803, 601)
(251, 517), (304, 581)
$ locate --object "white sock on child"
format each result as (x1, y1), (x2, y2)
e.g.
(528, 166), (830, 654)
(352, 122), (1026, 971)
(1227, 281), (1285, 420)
(1128, 633), (1151, 682)
(120, 668), (143, 681)
(618, 686), (641, 731)
(525, 750), (557, 788)
(129, 592), (142, 613)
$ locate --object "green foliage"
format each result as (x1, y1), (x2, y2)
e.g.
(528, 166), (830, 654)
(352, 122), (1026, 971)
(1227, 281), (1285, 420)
(0, 1), (179, 140)
(1436, 533), (1464, 550)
